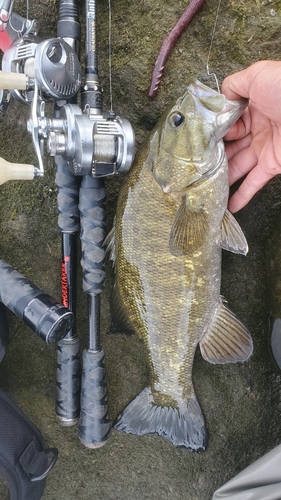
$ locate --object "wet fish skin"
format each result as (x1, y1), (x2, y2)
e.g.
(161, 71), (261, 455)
(107, 80), (253, 451)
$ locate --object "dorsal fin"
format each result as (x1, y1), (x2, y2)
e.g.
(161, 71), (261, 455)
(220, 209), (248, 255)
(200, 299), (253, 364)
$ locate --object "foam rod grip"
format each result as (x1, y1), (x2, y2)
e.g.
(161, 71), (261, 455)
(56, 336), (80, 425)
(55, 156), (80, 233)
(78, 348), (110, 448)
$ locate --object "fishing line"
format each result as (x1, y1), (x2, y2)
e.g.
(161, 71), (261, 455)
(108, 0), (113, 112)
(206, 0), (222, 92)
(0, 0), (14, 28)
(3, 0), (24, 37)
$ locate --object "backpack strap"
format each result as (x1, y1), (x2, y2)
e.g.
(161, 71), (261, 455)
(19, 442), (58, 482)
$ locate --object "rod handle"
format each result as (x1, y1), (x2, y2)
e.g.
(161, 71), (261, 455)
(78, 348), (110, 448)
(0, 156), (35, 184)
(56, 336), (80, 425)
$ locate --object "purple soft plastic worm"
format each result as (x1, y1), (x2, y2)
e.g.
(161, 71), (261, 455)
(148, 0), (206, 98)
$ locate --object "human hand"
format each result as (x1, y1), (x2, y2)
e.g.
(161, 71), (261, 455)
(222, 60), (281, 212)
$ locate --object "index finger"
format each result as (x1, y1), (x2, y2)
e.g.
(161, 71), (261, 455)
(228, 163), (275, 213)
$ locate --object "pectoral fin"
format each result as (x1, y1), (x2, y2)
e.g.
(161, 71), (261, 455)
(200, 299), (253, 364)
(220, 209), (248, 255)
(169, 198), (208, 256)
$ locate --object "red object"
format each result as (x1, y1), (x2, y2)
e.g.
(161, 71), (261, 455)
(148, 0), (206, 98)
(0, 28), (13, 52)
(61, 259), (70, 308)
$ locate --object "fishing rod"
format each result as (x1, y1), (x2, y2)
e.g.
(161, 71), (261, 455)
(0, 0), (135, 447)
(54, 0), (81, 428)
(74, 0), (134, 448)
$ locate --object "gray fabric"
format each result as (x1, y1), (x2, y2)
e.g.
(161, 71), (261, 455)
(212, 444), (281, 499)
(0, 303), (9, 362)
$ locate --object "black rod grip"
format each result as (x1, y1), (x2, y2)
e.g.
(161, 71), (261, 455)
(56, 336), (80, 424)
(78, 347), (111, 447)
(55, 156), (80, 233)
(79, 175), (106, 295)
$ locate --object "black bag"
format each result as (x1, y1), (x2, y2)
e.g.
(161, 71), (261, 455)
(0, 389), (58, 500)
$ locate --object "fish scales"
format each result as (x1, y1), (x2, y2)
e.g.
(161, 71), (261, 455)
(107, 80), (253, 451)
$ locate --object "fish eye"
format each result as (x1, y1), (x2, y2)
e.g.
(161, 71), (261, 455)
(169, 112), (185, 128)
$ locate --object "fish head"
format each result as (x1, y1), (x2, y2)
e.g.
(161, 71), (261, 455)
(151, 80), (248, 194)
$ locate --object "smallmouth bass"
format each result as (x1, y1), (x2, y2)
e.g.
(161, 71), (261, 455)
(106, 80), (253, 451)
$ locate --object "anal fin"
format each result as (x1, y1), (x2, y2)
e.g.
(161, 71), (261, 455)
(200, 299), (253, 364)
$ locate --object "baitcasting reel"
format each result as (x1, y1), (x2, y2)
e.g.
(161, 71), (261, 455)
(41, 99), (135, 177)
(0, 8), (135, 181)
(2, 34), (81, 104)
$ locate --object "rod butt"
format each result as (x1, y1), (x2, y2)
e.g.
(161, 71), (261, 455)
(56, 336), (80, 425)
(78, 348), (110, 448)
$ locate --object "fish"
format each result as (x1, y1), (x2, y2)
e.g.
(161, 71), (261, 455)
(105, 80), (253, 451)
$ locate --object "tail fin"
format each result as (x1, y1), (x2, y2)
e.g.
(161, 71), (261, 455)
(113, 387), (207, 451)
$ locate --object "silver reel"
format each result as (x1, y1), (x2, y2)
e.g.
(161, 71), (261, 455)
(0, 13), (134, 181)
(46, 103), (135, 177)
(26, 95), (134, 178)
(2, 34), (81, 104)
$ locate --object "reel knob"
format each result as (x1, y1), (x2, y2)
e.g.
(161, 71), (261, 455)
(0, 156), (36, 184)
(0, 70), (28, 90)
